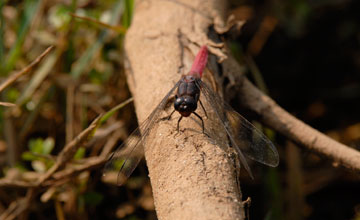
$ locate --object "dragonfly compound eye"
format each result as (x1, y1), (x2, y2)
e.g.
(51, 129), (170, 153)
(174, 96), (197, 117)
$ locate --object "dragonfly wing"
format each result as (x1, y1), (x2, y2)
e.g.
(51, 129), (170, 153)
(196, 79), (279, 176)
(223, 108), (279, 167)
(104, 80), (181, 185)
(105, 126), (145, 185)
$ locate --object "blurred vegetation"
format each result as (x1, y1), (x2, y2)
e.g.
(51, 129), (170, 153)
(0, 0), (359, 219)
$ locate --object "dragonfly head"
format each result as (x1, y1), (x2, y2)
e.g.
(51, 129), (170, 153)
(174, 95), (197, 117)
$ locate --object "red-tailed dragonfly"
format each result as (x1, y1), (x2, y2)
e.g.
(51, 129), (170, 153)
(104, 46), (279, 185)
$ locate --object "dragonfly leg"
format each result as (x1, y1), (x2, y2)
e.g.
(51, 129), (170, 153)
(177, 116), (183, 132)
(193, 112), (204, 133)
(166, 109), (176, 120)
(199, 100), (208, 118)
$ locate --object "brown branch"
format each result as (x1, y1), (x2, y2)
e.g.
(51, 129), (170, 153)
(124, 1), (244, 220)
(0, 46), (54, 93)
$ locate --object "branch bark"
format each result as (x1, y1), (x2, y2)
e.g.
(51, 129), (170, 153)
(124, 0), (244, 220)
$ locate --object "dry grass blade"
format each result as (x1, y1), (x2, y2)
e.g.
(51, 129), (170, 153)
(15, 50), (57, 105)
(70, 0), (124, 78)
(100, 97), (133, 124)
(0, 189), (35, 220)
(0, 46), (54, 93)
(69, 13), (127, 33)
(48, 157), (105, 184)
(0, 179), (36, 188)
(0, 102), (16, 107)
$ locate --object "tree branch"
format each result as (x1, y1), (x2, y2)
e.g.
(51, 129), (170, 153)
(124, 0), (245, 220)
(240, 76), (360, 171)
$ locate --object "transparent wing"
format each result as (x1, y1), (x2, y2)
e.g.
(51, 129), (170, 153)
(103, 80), (181, 185)
(196, 79), (279, 178)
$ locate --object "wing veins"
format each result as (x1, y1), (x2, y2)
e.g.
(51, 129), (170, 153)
(104, 80), (181, 185)
(196, 79), (279, 178)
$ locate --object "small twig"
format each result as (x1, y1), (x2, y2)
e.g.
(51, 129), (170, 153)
(4, 117), (17, 166)
(55, 199), (66, 220)
(0, 46), (54, 93)
(45, 157), (105, 185)
(242, 197), (251, 220)
(0, 179), (37, 188)
(100, 97), (133, 124)
(0, 102), (16, 107)
(66, 84), (75, 144)
(100, 129), (126, 158)
(35, 115), (101, 185)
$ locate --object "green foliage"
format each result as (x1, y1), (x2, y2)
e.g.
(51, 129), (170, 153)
(6, 88), (20, 103)
(48, 4), (73, 30)
(74, 147), (86, 160)
(0, 0), (137, 218)
(28, 137), (55, 155)
(4, 0), (42, 74)
(70, 0), (127, 79)
(122, 0), (134, 28)
(22, 137), (55, 172)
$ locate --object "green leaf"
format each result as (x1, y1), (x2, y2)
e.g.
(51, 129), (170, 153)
(6, 88), (20, 103)
(28, 137), (54, 154)
(74, 147), (85, 159)
(21, 151), (38, 161)
(122, 0), (134, 28)
(48, 4), (72, 30)
(29, 138), (43, 153)
(42, 138), (55, 154)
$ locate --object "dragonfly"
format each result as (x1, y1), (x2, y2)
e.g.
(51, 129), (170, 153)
(104, 45), (279, 185)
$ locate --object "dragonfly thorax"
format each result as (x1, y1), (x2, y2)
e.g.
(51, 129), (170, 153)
(174, 75), (201, 117)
